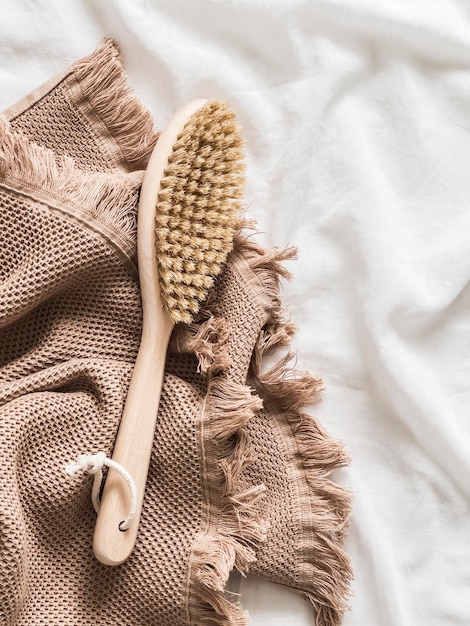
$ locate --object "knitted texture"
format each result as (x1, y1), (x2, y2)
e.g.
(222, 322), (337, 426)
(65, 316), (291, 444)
(172, 240), (353, 625)
(0, 39), (352, 625)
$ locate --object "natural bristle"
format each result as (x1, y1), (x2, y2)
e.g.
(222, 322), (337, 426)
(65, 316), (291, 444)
(155, 100), (245, 324)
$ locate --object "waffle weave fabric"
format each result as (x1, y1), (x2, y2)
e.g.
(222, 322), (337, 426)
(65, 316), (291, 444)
(0, 39), (352, 625)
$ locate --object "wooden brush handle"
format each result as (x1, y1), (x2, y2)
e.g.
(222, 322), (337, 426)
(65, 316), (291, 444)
(93, 99), (208, 566)
(92, 309), (173, 565)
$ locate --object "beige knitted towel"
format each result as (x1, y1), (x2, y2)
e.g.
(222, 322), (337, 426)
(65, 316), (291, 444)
(0, 39), (352, 626)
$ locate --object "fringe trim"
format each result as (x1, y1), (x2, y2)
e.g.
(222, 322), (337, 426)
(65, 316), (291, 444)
(233, 231), (298, 373)
(171, 221), (297, 375)
(254, 348), (352, 625)
(188, 378), (268, 625)
(72, 38), (159, 170)
(256, 352), (324, 412)
(183, 222), (351, 625)
(236, 228), (353, 626)
(0, 115), (142, 254)
(170, 310), (231, 376)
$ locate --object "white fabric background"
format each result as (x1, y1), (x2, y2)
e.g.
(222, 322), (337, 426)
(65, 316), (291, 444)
(1, 1), (469, 624)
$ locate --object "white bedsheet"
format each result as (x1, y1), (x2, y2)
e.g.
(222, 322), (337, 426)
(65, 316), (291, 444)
(1, 1), (469, 624)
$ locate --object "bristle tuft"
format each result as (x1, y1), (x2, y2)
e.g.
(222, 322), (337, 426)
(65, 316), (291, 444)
(155, 99), (245, 324)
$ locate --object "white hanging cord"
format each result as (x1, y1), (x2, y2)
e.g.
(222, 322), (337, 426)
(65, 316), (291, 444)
(65, 451), (137, 531)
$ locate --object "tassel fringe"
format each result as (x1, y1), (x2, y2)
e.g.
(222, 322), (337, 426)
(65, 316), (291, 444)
(292, 408), (352, 626)
(188, 377), (267, 625)
(182, 221), (270, 622)
(0, 38), (159, 256)
(170, 312), (231, 376)
(183, 224), (352, 624)
(238, 228), (353, 626)
(0, 116), (142, 256)
(256, 352), (324, 412)
(72, 38), (159, 170)
(248, 250), (353, 624)
(254, 360), (352, 625)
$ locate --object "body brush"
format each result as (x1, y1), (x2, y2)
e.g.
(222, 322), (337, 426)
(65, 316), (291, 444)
(93, 99), (244, 565)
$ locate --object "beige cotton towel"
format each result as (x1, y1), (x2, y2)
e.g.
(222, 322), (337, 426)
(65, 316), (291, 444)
(0, 39), (352, 625)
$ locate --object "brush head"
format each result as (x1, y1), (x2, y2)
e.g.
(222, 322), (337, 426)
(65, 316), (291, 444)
(155, 99), (245, 325)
